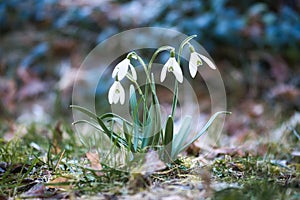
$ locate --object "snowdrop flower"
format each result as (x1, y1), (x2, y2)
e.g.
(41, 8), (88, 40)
(108, 81), (125, 105)
(189, 45), (216, 78)
(160, 51), (183, 83)
(112, 58), (137, 81)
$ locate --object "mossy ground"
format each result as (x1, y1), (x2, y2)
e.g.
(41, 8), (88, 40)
(0, 122), (299, 199)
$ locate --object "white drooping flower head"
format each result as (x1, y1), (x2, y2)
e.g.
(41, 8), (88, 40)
(108, 81), (125, 105)
(189, 45), (216, 78)
(112, 56), (137, 81)
(160, 50), (183, 83)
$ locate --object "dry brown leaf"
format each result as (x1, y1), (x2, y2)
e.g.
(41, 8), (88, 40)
(139, 150), (166, 175)
(20, 183), (46, 198)
(48, 177), (72, 190)
(206, 147), (245, 159)
(86, 151), (103, 176)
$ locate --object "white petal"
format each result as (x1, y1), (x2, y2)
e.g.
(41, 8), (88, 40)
(113, 90), (120, 104)
(189, 52), (200, 78)
(198, 54), (216, 70)
(116, 59), (130, 80)
(113, 85), (120, 104)
(108, 81), (117, 104)
(189, 62), (197, 78)
(116, 82), (125, 105)
(112, 66), (119, 79)
(191, 52), (203, 66)
(160, 60), (169, 82)
(129, 64), (137, 81)
(113, 93), (119, 104)
(171, 58), (183, 83)
(164, 58), (172, 69)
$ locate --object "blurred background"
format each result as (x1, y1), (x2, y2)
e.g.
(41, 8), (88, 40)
(0, 0), (299, 150)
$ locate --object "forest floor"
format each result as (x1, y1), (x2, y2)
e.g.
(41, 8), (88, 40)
(0, 121), (299, 199)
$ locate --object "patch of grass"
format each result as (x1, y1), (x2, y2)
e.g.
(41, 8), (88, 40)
(0, 122), (129, 198)
(211, 156), (300, 187)
(1, 122), (299, 199)
(213, 180), (300, 200)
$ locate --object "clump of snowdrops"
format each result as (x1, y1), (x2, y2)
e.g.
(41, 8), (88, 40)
(72, 35), (230, 164)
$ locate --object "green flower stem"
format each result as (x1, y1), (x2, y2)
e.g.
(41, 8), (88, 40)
(171, 80), (178, 118)
(129, 51), (151, 84)
(126, 74), (145, 102)
(188, 42), (195, 52)
(130, 52), (153, 129)
(137, 56), (151, 84)
(148, 46), (175, 72)
(171, 35), (197, 118)
(177, 35), (197, 65)
(127, 52), (152, 130)
(146, 46), (175, 120)
(131, 53), (152, 129)
(135, 46), (174, 131)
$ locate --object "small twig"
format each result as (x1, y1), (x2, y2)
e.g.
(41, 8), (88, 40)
(54, 150), (65, 171)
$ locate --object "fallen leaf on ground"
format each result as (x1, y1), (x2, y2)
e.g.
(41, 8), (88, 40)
(20, 183), (47, 198)
(48, 177), (72, 190)
(86, 151), (103, 175)
(139, 150), (166, 176)
(206, 147), (245, 159)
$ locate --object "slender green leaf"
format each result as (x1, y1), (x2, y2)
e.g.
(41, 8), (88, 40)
(141, 104), (159, 148)
(129, 86), (142, 151)
(100, 113), (132, 126)
(164, 115), (174, 145)
(73, 119), (125, 149)
(73, 119), (103, 132)
(123, 121), (135, 152)
(178, 111), (231, 153)
(96, 117), (128, 148)
(70, 105), (98, 120)
(171, 116), (192, 159)
(164, 115), (174, 161)
(133, 123), (140, 151)
(150, 73), (163, 145)
(71, 105), (133, 127)
(129, 85), (138, 118)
